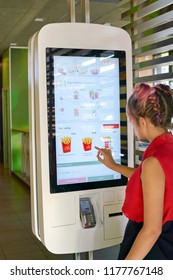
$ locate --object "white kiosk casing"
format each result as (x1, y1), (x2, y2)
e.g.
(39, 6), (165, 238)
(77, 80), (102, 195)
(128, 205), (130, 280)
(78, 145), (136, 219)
(28, 23), (133, 254)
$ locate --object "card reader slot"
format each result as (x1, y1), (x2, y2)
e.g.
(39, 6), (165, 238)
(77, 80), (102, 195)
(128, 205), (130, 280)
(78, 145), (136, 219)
(109, 212), (123, 217)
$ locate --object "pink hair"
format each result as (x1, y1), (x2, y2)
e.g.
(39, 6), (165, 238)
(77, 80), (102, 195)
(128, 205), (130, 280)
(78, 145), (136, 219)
(154, 83), (172, 94)
(133, 83), (156, 108)
(127, 83), (173, 127)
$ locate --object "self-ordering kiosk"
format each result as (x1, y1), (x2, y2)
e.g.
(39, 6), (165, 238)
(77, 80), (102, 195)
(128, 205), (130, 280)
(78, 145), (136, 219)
(28, 22), (133, 254)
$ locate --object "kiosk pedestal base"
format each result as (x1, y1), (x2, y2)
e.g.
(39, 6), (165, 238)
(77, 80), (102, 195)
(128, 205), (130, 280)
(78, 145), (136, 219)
(75, 251), (93, 260)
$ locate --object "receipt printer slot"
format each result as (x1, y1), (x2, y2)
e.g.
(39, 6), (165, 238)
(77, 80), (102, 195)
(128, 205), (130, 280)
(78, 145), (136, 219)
(109, 212), (123, 217)
(104, 204), (126, 240)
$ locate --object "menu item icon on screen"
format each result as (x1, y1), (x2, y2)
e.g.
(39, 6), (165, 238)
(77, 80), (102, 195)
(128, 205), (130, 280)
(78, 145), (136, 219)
(61, 137), (72, 153)
(82, 137), (92, 151)
(103, 136), (112, 149)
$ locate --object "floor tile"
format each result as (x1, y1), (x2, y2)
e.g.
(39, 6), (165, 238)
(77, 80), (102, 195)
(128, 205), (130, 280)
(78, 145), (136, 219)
(5, 251), (48, 260)
(1, 239), (42, 255)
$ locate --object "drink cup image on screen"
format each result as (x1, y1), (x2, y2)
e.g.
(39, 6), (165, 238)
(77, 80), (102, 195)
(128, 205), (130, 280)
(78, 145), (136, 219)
(89, 90), (99, 100)
(61, 136), (72, 153)
(103, 136), (112, 149)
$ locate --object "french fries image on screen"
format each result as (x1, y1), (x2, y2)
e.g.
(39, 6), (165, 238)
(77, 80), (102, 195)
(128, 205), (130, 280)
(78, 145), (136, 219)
(82, 137), (92, 151)
(61, 136), (72, 153)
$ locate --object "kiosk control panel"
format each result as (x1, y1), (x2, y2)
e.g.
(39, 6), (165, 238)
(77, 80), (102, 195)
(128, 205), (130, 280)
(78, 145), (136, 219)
(80, 198), (96, 228)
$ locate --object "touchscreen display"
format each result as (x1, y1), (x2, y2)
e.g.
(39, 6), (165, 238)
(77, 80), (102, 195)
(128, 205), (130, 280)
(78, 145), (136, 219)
(46, 48), (128, 193)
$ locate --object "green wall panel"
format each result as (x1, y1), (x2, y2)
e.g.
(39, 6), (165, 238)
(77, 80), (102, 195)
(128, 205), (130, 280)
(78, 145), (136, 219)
(11, 48), (28, 130)
(2, 49), (10, 167)
(12, 132), (22, 172)
(10, 48), (28, 172)
(2, 49), (9, 88)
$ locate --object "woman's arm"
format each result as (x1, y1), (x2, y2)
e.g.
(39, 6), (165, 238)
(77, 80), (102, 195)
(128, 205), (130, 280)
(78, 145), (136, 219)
(95, 146), (136, 178)
(125, 156), (165, 260)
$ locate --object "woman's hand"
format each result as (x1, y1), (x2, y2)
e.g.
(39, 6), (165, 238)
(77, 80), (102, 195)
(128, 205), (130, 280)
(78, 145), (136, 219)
(95, 146), (136, 178)
(95, 146), (116, 170)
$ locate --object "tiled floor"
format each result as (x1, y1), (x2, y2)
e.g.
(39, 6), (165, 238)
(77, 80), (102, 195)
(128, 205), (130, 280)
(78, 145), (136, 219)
(0, 163), (119, 260)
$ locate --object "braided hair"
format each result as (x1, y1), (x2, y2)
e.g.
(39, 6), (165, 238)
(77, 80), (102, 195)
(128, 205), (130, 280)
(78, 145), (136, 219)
(127, 83), (173, 128)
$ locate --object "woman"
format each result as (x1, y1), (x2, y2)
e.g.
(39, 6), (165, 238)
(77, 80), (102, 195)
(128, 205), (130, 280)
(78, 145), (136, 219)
(95, 83), (173, 260)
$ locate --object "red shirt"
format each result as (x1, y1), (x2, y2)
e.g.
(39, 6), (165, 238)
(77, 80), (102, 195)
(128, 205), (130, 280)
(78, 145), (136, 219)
(122, 132), (173, 224)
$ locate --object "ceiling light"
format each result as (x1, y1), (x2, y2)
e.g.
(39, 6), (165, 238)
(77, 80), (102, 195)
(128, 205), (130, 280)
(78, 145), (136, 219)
(34, 18), (47, 22)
